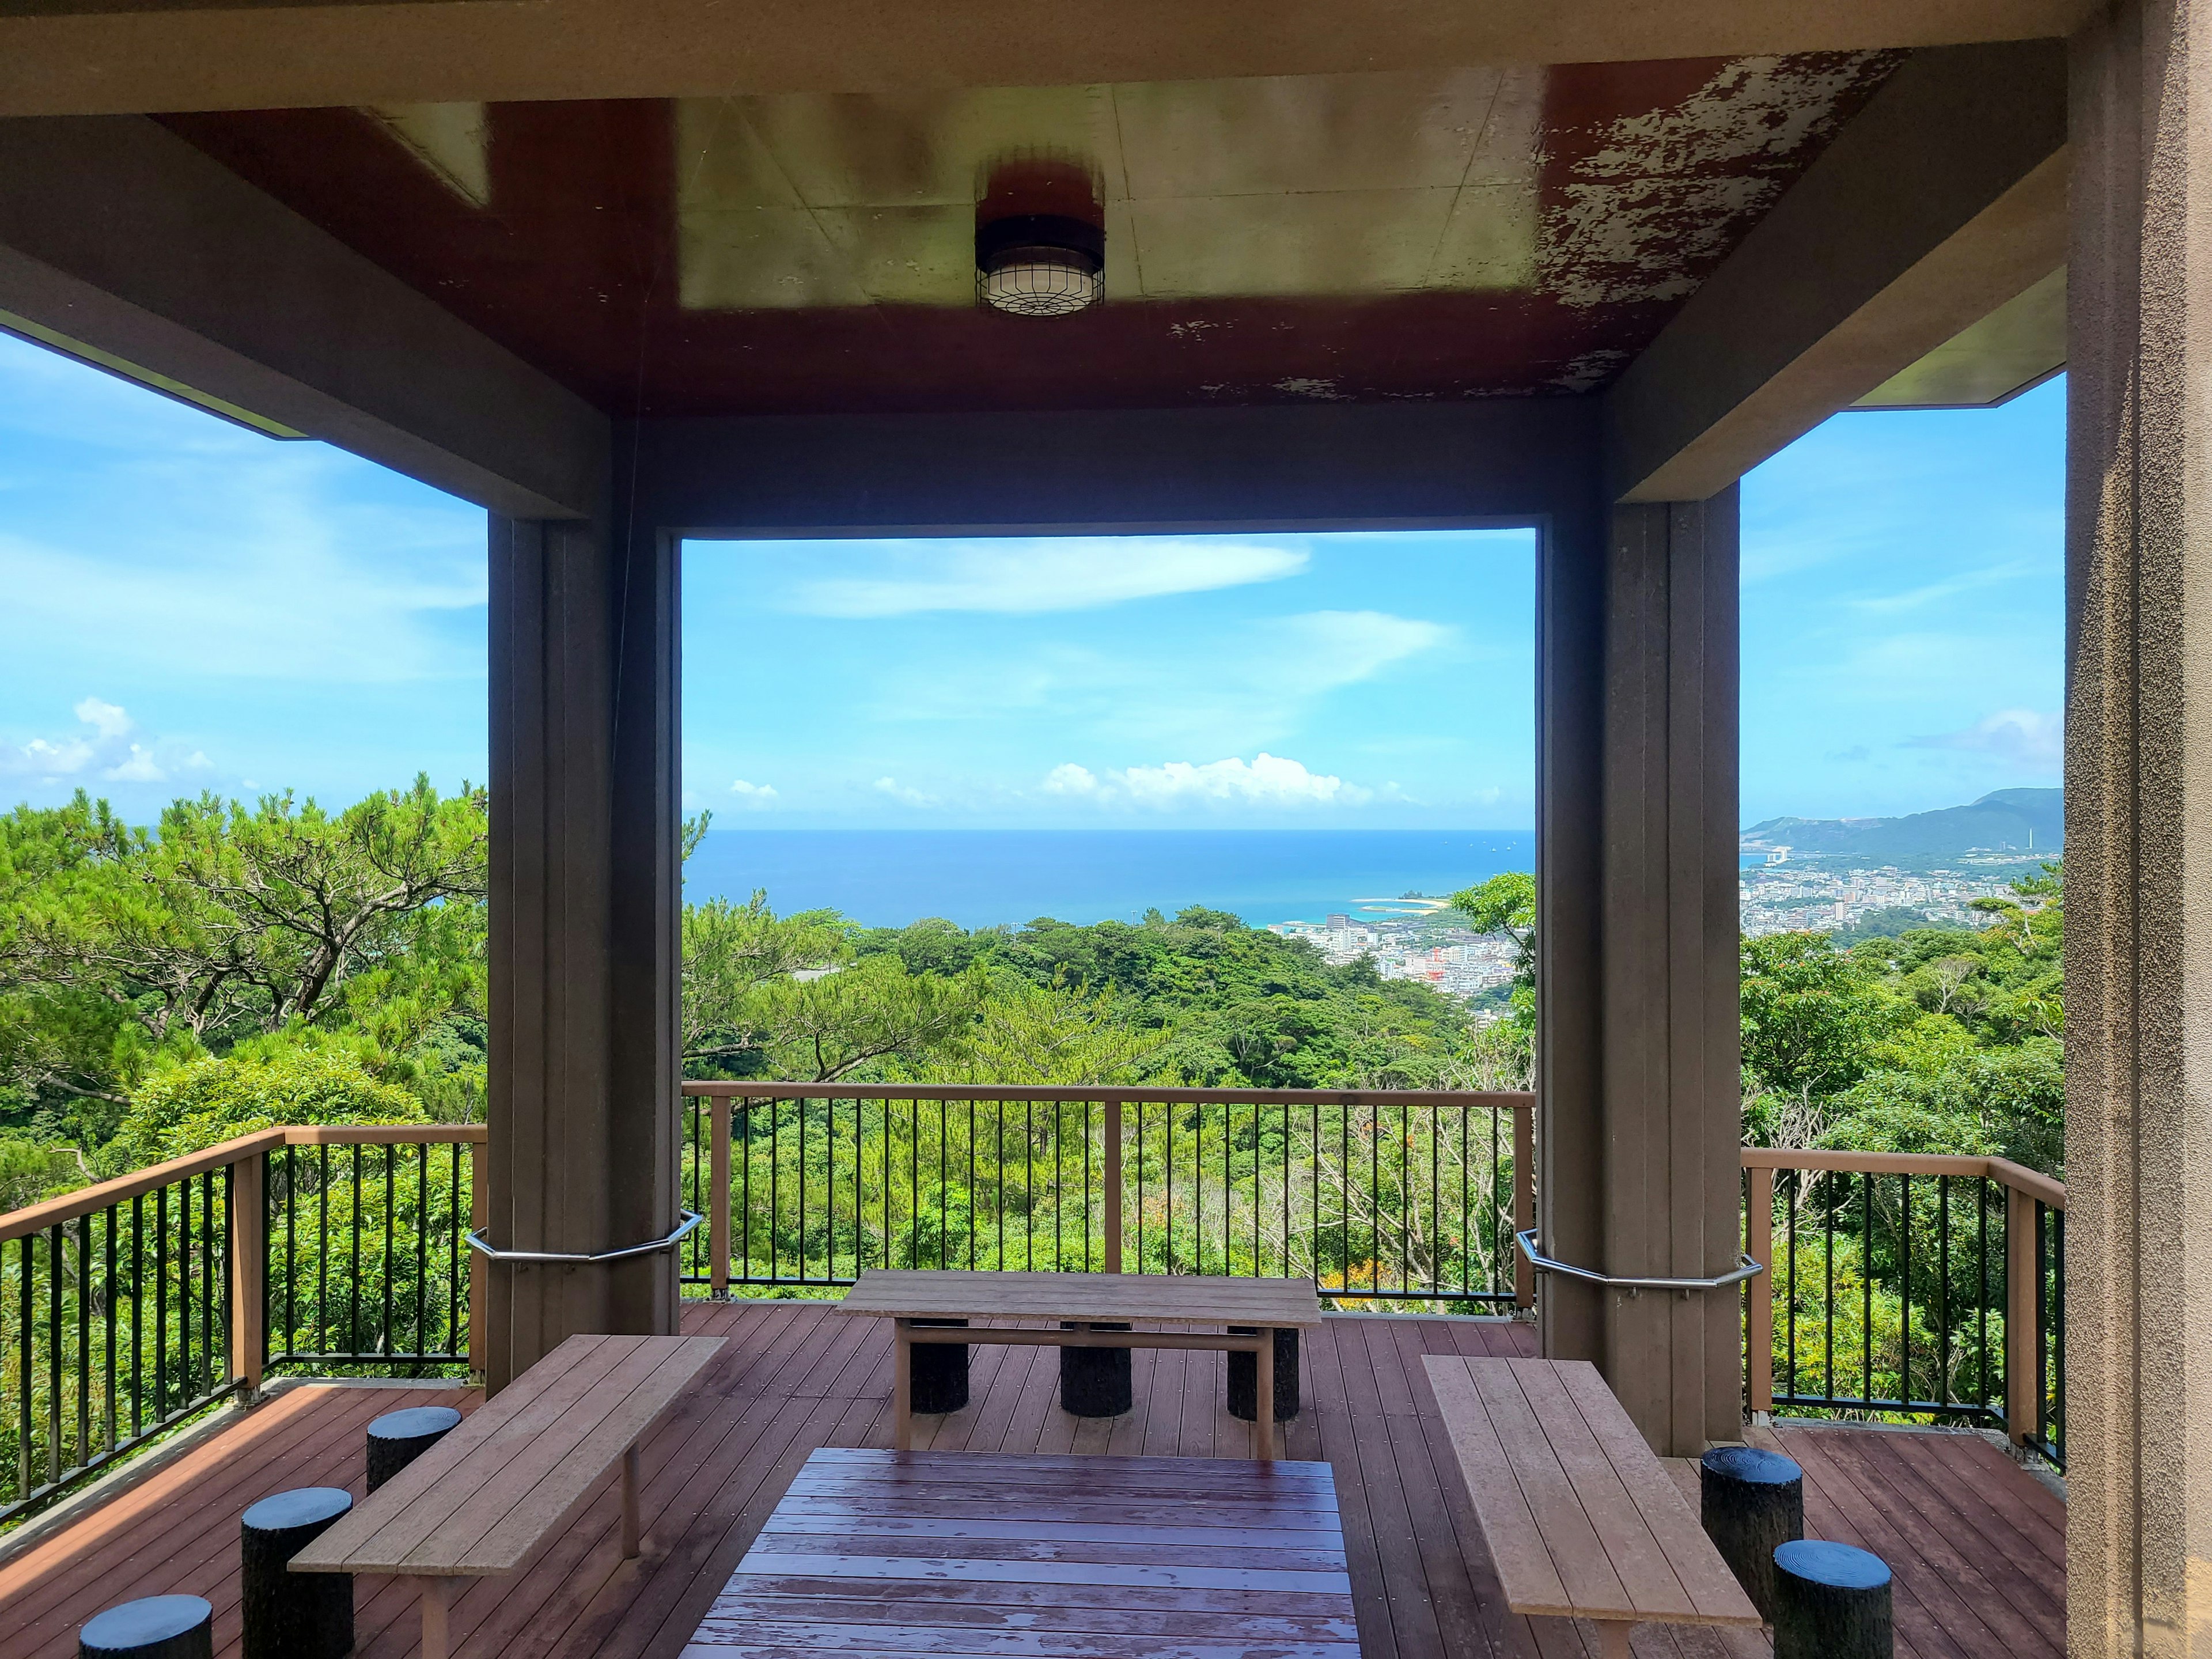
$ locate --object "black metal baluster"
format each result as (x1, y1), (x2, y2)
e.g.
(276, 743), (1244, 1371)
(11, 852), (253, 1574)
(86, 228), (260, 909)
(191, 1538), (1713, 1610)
(48, 1224), (63, 1484)
(18, 1235), (33, 1499)
(171, 1184), (185, 1411)
(415, 1142), (429, 1362)
(800, 1090), (810, 1279)
(1938, 1177), (1952, 1412)
(2035, 1201), (2050, 1450)
(940, 1098), (950, 1272)
(1978, 1177), (1991, 1411)
(1899, 1174), (1911, 1407)
(1164, 1100), (1173, 1274)
(349, 1147), (363, 1360)
(104, 1205), (118, 1453)
(1861, 1171), (1873, 1408)
(131, 1196), (144, 1440)
(1820, 1175), (1832, 1402)
(77, 1213), (92, 1472)
(284, 1147), (297, 1362)
(2051, 1209), (2066, 1463)
(770, 1099), (782, 1282)
(1369, 1105), (1381, 1299)
(317, 1143), (329, 1361)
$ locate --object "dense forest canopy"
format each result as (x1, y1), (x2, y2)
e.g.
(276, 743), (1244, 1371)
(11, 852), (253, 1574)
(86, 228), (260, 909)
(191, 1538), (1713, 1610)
(0, 782), (2063, 1210)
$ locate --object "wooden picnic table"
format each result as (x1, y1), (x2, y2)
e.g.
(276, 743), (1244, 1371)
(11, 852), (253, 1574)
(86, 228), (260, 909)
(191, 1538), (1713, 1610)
(834, 1269), (1323, 1460)
(686, 1447), (1360, 1658)
(1423, 1355), (1763, 1659)
(291, 1332), (724, 1659)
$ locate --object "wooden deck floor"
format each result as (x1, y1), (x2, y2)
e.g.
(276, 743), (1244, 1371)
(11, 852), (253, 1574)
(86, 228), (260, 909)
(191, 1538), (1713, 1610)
(0, 1303), (2062, 1659)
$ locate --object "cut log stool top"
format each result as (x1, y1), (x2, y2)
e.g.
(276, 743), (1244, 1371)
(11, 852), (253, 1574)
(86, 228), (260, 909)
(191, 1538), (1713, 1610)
(78, 1594), (214, 1659)
(367, 1403), (464, 1492)
(241, 1487), (354, 1659)
(1699, 1444), (1804, 1622)
(1773, 1539), (1893, 1659)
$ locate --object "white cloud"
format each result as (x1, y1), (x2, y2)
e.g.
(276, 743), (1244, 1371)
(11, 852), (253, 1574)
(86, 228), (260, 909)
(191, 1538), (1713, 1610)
(2, 699), (198, 787)
(1903, 709), (2062, 771)
(727, 778), (779, 808)
(783, 539), (1308, 618)
(1043, 752), (1369, 810)
(104, 744), (165, 782)
(74, 696), (132, 739)
(874, 776), (938, 807)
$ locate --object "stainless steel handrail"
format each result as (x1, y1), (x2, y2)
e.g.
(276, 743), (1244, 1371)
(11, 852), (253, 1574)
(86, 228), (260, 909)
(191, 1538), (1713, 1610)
(467, 1209), (705, 1264)
(1516, 1228), (1764, 1293)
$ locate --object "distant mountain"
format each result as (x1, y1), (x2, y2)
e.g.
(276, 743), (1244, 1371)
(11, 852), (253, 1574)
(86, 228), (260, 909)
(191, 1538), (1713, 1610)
(1740, 788), (2061, 861)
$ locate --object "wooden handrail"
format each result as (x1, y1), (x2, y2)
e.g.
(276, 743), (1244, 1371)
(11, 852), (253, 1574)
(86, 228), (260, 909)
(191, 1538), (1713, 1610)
(684, 1081), (1535, 1109)
(1739, 1146), (2065, 1211)
(0, 1123), (487, 1243)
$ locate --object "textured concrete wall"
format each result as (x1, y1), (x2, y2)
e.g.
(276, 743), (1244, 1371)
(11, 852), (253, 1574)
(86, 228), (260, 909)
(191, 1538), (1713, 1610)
(2066, 0), (2212, 1650)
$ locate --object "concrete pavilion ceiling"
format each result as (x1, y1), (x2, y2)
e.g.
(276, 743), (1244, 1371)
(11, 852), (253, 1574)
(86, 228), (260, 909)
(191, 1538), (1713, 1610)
(161, 53), (1903, 417)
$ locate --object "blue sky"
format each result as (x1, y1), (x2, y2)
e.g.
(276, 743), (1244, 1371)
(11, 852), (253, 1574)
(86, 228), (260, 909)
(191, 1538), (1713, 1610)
(0, 326), (2062, 830)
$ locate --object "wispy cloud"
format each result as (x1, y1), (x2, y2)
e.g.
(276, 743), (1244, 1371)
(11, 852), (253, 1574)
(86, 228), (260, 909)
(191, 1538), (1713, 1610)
(1042, 753), (1369, 810)
(779, 539), (1308, 618)
(1903, 709), (2062, 771)
(873, 609), (1455, 750)
(873, 777), (938, 808)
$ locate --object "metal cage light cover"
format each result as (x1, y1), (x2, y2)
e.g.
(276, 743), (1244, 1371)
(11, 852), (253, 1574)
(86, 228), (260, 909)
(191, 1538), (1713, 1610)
(975, 213), (1104, 317)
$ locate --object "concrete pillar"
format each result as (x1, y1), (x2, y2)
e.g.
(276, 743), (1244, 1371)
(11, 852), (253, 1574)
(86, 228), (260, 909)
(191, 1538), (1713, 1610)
(2065, 1), (2212, 1651)
(483, 495), (681, 1390)
(1541, 489), (1744, 1456)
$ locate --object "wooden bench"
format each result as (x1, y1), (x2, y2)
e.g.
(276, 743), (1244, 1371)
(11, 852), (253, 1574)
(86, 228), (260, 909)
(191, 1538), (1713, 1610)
(1422, 1355), (1762, 1659)
(289, 1332), (724, 1659)
(834, 1269), (1323, 1460)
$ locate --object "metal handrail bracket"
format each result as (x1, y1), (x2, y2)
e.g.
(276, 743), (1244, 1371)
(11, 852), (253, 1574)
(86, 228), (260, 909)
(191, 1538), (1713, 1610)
(467, 1209), (705, 1265)
(1516, 1229), (1764, 1297)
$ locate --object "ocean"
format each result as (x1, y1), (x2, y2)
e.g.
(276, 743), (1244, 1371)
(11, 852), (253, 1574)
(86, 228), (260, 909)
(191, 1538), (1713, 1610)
(683, 829), (1537, 931)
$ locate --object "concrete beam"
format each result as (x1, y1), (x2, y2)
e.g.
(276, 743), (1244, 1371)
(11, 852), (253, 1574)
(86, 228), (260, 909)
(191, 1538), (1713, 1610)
(1603, 41), (2068, 504)
(0, 114), (607, 518)
(634, 402), (1597, 535)
(0, 0), (2097, 118)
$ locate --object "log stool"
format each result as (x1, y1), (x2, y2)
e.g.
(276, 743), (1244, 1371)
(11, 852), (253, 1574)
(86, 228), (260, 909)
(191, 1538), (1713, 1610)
(78, 1594), (214, 1659)
(241, 1486), (354, 1659)
(366, 1404), (463, 1491)
(1773, 1539), (1893, 1659)
(908, 1317), (970, 1414)
(1699, 1444), (1804, 1620)
(1059, 1321), (1133, 1417)
(1226, 1326), (1301, 1422)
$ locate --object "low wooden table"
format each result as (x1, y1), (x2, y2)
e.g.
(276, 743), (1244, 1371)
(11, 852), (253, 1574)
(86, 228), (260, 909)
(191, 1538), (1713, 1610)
(1423, 1356), (1763, 1659)
(687, 1448), (1360, 1657)
(290, 1332), (724, 1659)
(834, 1269), (1323, 1460)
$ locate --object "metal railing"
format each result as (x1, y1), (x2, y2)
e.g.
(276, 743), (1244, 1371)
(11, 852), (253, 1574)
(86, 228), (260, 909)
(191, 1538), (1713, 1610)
(680, 1084), (1536, 1311)
(1, 1124), (483, 1527)
(1741, 1149), (2065, 1466)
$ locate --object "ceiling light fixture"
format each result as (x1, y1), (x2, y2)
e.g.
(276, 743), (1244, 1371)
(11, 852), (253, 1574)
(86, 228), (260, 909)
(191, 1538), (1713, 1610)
(975, 213), (1105, 317)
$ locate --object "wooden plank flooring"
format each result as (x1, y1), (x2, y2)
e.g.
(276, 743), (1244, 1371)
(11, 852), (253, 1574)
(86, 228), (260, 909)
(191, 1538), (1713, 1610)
(0, 1304), (2063, 1659)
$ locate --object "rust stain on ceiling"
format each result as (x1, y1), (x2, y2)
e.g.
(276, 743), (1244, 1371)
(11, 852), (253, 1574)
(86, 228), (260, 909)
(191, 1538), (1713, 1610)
(160, 53), (1899, 416)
